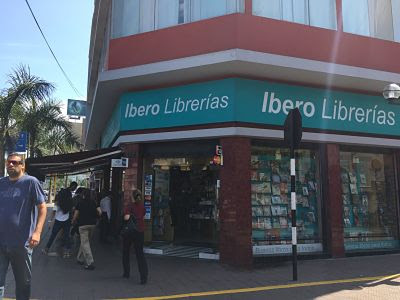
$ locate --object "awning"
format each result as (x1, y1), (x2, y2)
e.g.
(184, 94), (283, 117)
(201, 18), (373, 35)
(26, 146), (123, 180)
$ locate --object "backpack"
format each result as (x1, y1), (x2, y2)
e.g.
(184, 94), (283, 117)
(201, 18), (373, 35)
(56, 188), (73, 214)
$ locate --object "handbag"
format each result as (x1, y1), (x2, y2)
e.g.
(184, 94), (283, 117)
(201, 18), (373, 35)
(121, 214), (138, 236)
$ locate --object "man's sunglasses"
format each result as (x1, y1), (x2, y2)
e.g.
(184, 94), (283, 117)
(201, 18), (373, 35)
(7, 160), (23, 166)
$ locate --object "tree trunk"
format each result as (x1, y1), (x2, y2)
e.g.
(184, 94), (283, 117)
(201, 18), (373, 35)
(29, 132), (37, 158)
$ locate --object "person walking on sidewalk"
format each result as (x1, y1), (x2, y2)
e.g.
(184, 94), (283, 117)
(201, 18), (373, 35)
(70, 187), (84, 246)
(71, 188), (100, 270)
(0, 153), (47, 300)
(122, 188), (148, 284)
(42, 182), (77, 258)
(99, 190), (112, 243)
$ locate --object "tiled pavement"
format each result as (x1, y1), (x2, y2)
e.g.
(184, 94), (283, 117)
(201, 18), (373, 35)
(3, 212), (400, 299)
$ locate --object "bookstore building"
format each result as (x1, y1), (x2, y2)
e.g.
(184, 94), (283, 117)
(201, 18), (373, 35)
(102, 77), (400, 265)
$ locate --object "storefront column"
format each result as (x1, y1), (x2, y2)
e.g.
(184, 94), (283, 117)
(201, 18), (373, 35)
(219, 137), (252, 267)
(121, 143), (143, 205)
(396, 151), (400, 194)
(111, 167), (123, 236)
(103, 163), (111, 191)
(325, 144), (345, 257)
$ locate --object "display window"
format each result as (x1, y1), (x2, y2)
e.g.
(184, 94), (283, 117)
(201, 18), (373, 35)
(142, 141), (220, 246)
(251, 143), (322, 255)
(340, 150), (400, 251)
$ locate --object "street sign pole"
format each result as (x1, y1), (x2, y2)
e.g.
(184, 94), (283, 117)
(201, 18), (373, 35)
(290, 144), (297, 281)
(284, 108), (302, 281)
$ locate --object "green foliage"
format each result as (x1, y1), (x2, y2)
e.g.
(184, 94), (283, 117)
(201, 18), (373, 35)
(14, 99), (81, 157)
(0, 65), (82, 176)
(0, 65), (56, 175)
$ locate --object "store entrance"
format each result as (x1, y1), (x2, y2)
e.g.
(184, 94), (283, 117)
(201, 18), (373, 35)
(150, 158), (219, 247)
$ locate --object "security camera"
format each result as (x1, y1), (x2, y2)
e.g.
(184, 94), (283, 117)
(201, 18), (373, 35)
(383, 83), (400, 103)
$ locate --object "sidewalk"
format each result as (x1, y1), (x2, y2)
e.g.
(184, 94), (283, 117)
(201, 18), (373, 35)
(3, 225), (400, 299)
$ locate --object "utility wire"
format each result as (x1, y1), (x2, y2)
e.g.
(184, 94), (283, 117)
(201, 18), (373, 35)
(24, 0), (83, 98)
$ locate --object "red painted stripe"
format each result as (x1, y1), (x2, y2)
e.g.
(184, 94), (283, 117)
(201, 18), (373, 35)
(108, 14), (400, 73)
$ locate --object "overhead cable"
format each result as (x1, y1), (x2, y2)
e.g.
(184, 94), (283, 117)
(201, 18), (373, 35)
(24, 0), (83, 98)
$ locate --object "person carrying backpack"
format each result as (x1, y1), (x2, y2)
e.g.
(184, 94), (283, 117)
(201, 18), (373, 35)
(42, 182), (77, 258)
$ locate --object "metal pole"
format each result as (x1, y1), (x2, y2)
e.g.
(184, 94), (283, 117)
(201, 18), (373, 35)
(64, 174), (68, 188)
(53, 175), (57, 203)
(290, 146), (298, 281)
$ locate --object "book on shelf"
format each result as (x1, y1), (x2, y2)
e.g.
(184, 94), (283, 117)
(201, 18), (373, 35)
(271, 195), (281, 204)
(259, 171), (271, 181)
(272, 183), (280, 195)
(350, 183), (358, 195)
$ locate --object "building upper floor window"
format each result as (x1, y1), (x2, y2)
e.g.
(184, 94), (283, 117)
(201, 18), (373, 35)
(342, 0), (400, 42)
(111, 0), (244, 38)
(252, 0), (337, 30)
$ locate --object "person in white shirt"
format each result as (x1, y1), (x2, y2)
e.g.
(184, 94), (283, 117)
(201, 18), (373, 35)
(42, 182), (77, 257)
(99, 190), (112, 243)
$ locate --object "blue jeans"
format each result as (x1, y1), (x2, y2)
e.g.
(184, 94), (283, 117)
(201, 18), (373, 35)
(46, 219), (71, 250)
(0, 245), (32, 300)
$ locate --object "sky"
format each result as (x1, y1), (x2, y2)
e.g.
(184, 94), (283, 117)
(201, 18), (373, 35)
(0, 0), (94, 114)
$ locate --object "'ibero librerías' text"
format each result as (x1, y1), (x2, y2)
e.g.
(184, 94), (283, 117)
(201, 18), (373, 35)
(262, 91), (395, 126)
(125, 94), (229, 118)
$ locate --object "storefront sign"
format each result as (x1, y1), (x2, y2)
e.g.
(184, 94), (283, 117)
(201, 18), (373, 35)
(253, 243), (323, 255)
(102, 106), (121, 149)
(67, 99), (86, 117)
(111, 158), (128, 168)
(144, 203), (151, 220)
(344, 240), (400, 251)
(102, 78), (400, 147)
(212, 145), (223, 165)
(144, 175), (153, 196)
(13, 131), (28, 152)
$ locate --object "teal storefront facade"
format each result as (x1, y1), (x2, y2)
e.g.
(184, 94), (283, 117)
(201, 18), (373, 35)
(103, 78), (400, 258)
(102, 78), (400, 147)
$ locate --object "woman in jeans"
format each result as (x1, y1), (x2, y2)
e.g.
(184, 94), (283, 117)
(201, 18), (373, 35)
(122, 189), (148, 284)
(42, 188), (73, 258)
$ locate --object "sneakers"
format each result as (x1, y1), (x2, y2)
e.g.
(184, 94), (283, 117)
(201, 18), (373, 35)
(84, 263), (95, 270)
(41, 248), (49, 255)
(63, 251), (71, 258)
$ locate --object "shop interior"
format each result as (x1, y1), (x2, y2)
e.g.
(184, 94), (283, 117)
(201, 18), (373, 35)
(145, 156), (219, 247)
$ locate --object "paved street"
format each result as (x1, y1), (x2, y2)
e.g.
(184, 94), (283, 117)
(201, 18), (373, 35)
(3, 238), (400, 299)
(3, 210), (400, 299)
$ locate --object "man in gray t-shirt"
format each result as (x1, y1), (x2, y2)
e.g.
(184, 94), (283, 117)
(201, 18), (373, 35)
(0, 153), (47, 300)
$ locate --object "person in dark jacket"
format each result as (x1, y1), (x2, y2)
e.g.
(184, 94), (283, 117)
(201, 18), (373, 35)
(122, 188), (148, 284)
(71, 189), (100, 270)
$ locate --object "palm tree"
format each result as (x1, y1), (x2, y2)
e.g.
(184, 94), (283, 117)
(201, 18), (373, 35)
(36, 123), (81, 156)
(15, 100), (81, 157)
(0, 65), (54, 176)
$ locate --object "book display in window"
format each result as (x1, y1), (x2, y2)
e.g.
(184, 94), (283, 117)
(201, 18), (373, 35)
(340, 152), (399, 248)
(251, 149), (320, 246)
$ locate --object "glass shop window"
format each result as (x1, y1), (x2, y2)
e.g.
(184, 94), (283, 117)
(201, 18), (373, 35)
(251, 146), (322, 246)
(340, 150), (399, 251)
